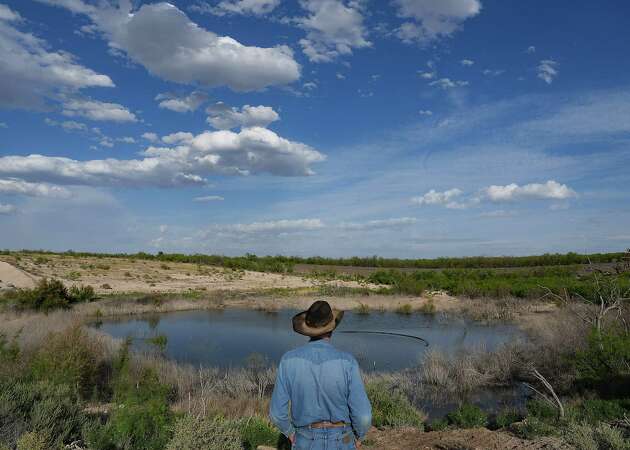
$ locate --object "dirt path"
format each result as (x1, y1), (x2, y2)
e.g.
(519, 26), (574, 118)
(0, 261), (37, 289)
(365, 427), (570, 450)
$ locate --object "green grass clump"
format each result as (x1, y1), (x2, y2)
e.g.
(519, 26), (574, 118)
(492, 409), (522, 429)
(16, 432), (47, 450)
(562, 422), (630, 450)
(239, 416), (283, 450)
(428, 418), (449, 431)
(395, 304), (413, 315)
(446, 404), (488, 429)
(366, 383), (424, 428)
(166, 415), (242, 450)
(355, 303), (370, 315)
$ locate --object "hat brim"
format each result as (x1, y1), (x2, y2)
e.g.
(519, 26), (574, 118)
(292, 308), (344, 337)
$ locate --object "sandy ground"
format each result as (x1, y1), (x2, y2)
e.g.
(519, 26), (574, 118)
(0, 254), (376, 294)
(364, 427), (570, 450)
(0, 261), (37, 290)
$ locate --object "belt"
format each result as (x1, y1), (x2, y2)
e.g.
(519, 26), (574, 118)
(309, 421), (347, 429)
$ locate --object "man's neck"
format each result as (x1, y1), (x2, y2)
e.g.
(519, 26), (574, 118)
(309, 336), (331, 343)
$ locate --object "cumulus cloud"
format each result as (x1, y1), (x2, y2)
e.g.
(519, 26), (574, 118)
(418, 70), (436, 79)
(393, 0), (482, 45)
(0, 203), (16, 215)
(45, 118), (88, 132)
(295, 0), (370, 63)
(0, 178), (71, 198)
(461, 58), (474, 66)
(429, 78), (469, 89)
(411, 188), (465, 209)
(215, 218), (325, 234)
(537, 59), (558, 84)
(62, 98), (137, 122)
(38, 1), (300, 91)
(483, 180), (576, 202)
(142, 132), (159, 143)
(527, 45), (536, 54)
(191, 0), (280, 16)
(161, 132), (194, 145)
(418, 109), (433, 116)
(156, 91), (208, 113)
(0, 127), (326, 188)
(193, 195), (224, 202)
(339, 217), (418, 230)
(482, 69), (504, 77)
(206, 102), (280, 130)
(0, 4), (113, 110)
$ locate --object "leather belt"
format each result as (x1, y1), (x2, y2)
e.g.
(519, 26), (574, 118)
(309, 421), (347, 429)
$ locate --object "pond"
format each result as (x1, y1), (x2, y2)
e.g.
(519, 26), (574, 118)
(95, 308), (525, 372)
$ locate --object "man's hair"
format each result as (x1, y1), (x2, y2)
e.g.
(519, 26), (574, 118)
(310, 331), (333, 341)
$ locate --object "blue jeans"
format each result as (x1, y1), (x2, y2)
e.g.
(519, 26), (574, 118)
(294, 425), (356, 450)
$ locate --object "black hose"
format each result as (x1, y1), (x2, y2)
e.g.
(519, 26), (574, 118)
(339, 330), (429, 347)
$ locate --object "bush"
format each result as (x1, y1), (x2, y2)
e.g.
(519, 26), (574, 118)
(1, 278), (96, 311)
(17, 432), (46, 450)
(573, 328), (630, 392)
(428, 418), (449, 431)
(0, 380), (87, 449)
(166, 415), (241, 450)
(31, 326), (106, 400)
(240, 416), (282, 450)
(87, 343), (173, 450)
(395, 304), (413, 315)
(564, 422), (599, 450)
(366, 383), (424, 428)
(493, 409), (522, 429)
(510, 417), (557, 439)
(447, 404), (488, 429)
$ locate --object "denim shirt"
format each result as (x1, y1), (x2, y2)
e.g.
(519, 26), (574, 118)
(269, 340), (372, 439)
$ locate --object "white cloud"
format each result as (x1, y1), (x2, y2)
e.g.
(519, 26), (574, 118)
(156, 91), (208, 113)
(0, 203), (16, 215)
(191, 0), (280, 16)
(0, 178), (71, 198)
(303, 81), (318, 90)
(0, 4), (113, 110)
(206, 102), (280, 130)
(38, 1), (300, 91)
(482, 69), (504, 77)
(336, 72), (346, 79)
(483, 180), (576, 202)
(117, 137), (136, 144)
(537, 59), (558, 84)
(0, 122), (7, 128)
(419, 109), (433, 116)
(461, 59), (474, 66)
(161, 132), (194, 145)
(62, 98), (137, 122)
(429, 78), (469, 89)
(0, 127), (326, 187)
(295, 0), (370, 63)
(339, 217), (418, 230)
(193, 195), (224, 202)
(418, 71), (436, 79)
(142, 132), (159, 143)
(216, 218), (325, 234)
(393, 0), (482, 44)
(527, 46), (536, 54)
(45, 118), (88, 132)
(411, 188), (465, 209)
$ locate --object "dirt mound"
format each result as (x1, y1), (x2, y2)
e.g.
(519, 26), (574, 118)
(0, 261), (37, 290)
(366, 427), (570, 450)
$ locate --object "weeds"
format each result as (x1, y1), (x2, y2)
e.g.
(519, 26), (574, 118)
(447, 404), (488, 428)
(0, 278), (96, 311)
(366, 382), (425, 428)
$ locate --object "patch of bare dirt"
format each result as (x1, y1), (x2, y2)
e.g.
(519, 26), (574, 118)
(0, 261), (37, 290)
(364, 427), (570, 450)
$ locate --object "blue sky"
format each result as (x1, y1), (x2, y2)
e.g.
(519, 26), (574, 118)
(0, 0), (629, 257)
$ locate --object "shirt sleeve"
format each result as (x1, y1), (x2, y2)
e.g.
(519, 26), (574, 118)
(269, 359), (295, 437)
(347, 358), (372, 439)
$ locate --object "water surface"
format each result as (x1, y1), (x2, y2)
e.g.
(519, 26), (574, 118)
(96, 308), (524, 371)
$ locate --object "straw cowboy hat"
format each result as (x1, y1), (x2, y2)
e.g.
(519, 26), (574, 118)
(292, 300), (344, 337)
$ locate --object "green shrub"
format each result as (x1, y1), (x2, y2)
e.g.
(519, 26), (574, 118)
(1, 278), (96, 311)
(428, 418), (449, 431)
(366, 383), (424, 428)
(526, 398), (558, 422)
(31, 326), (105, 400)
(166, 415), (241, 450)
(447, 404), (488, 429)
(0, 380), (87, 449)
(355, 303), (370, 315)
(239, 416), (281, 450)
(573, 328), (630, 390)
(493, 409), (522, 429)
(395, 304), (413, 315)
(88, 343), (173, 450)
(564, 421), (599, 450)
(17, 432), (47, 450)
(577, 398), (630, 424)
(593, 422), (630, 450)
(511, 417), (557, 439)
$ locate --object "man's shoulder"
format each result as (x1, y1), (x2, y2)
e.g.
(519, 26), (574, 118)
(280, 343), (358, 365)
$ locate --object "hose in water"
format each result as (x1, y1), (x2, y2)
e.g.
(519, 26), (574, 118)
(339, 330), (429, 347)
